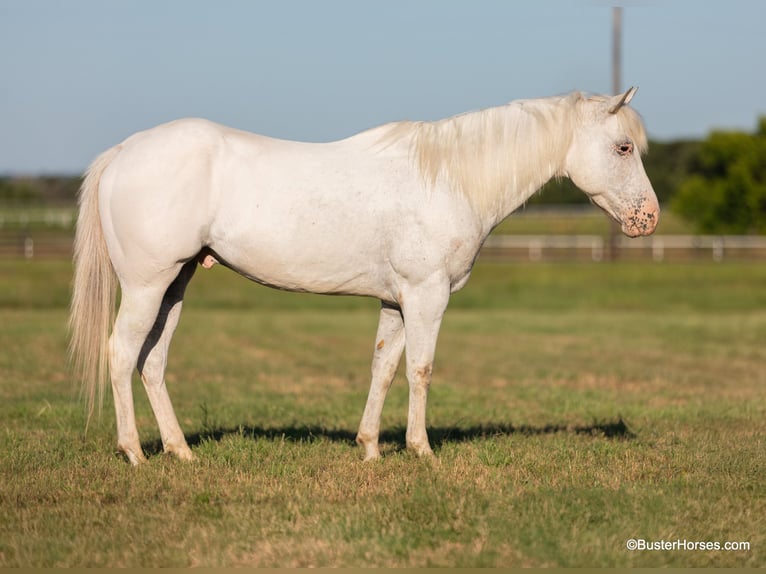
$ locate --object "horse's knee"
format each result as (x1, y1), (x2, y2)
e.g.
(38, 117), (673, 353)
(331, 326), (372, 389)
(409, 363), (433, 394)
(414, 364), (432, 384)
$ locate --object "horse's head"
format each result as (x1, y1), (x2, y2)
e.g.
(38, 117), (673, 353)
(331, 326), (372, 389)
(564, 87), (659, 237)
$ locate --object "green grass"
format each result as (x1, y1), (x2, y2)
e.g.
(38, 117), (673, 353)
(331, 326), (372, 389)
(1, 259), (764, 566)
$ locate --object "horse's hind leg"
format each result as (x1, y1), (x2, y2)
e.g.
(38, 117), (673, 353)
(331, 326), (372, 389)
(137, 260), (197, 461)
(109, 266), (184, 464)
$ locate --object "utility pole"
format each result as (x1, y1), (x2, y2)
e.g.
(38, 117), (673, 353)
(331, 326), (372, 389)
(607, 6), (622, 262)
(612, 6), (622, 96)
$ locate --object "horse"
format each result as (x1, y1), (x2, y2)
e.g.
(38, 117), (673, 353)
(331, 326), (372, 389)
(69, 87), (659, 464)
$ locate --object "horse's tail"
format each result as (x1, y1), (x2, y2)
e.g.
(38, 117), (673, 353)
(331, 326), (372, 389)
(69, 145), (121, 426)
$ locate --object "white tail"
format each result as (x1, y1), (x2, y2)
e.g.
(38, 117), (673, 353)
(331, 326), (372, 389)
(68, 145), (120, 425)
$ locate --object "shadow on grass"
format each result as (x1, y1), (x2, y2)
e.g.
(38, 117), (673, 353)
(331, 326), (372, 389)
(141, 417), (635, 457)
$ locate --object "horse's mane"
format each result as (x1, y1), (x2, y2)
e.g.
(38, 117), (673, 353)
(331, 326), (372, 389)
(379, 91), (648, 217)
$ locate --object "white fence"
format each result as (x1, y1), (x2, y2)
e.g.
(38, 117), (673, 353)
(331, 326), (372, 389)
(0, 209), (75, 229)
(482, 234), (766, 262)
(4, 231), (766, 261)
(2, 209), (766, 261)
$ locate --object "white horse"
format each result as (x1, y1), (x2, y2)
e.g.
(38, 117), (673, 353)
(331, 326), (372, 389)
(70, 88), (658, 464)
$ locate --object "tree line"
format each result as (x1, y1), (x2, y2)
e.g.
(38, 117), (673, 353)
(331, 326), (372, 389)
(2, 117), (765, 234)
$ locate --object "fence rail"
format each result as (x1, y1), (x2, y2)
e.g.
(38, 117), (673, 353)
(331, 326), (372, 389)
(3, 229), (766, 262)
(480, 234), (766, 262)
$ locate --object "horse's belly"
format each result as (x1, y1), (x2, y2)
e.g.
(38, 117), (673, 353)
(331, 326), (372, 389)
(209, 221), (391, 299)
(219, 250), (390, 299)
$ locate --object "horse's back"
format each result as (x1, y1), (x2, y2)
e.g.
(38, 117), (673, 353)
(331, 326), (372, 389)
(95, 117), (476, 299)
(96, 118), (398, 290)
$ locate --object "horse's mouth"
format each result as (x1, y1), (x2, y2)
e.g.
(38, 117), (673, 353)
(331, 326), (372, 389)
(621, 208), (660, 237)
(590, 196), (659, 238)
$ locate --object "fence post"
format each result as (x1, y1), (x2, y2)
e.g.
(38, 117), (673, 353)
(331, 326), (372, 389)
(591, 236), (604, 262)
(712, 237), (724, 262)
(24, 236), (34, 259)
(529, 239), (543, 262)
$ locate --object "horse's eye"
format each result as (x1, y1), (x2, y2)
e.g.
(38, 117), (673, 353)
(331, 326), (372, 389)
(616, 141), (633, 156)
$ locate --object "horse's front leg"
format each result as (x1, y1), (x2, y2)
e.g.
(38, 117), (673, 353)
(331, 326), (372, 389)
(356, 303), (405, 461)
(400, 277), (450, 457)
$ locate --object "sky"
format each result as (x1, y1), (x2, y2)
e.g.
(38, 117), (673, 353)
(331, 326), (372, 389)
(1, 0), (764, 174)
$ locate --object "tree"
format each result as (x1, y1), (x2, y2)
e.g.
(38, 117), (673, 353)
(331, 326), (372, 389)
(672, 118), (766, 234)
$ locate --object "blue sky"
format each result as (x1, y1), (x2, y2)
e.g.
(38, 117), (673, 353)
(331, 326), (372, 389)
(1, 0), (764, 174)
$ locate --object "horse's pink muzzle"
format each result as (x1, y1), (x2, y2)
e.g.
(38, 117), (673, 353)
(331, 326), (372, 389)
(621, 199), (660, 238)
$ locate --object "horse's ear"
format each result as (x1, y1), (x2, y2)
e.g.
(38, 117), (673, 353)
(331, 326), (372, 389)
(608, 86), (638, 114)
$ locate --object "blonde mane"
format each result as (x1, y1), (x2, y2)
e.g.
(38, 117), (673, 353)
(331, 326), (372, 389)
(380, 91), (648, 218)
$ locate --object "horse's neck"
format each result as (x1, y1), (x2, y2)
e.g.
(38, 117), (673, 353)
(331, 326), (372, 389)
(479, 99), (575, 231)
(484, 160), (562, 233)
(405, 96), (575, 233)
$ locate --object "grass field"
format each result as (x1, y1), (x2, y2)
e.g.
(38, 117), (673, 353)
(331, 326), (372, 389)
(1, 258), (764, 567)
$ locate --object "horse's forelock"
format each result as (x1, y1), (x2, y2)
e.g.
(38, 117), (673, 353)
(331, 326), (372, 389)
(584, 94), (649, 155)
(616, 105), (649, 155)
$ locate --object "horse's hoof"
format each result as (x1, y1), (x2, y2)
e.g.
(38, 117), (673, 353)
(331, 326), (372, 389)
(166, 444), (197, 462)
(119, 447), (147, 466)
